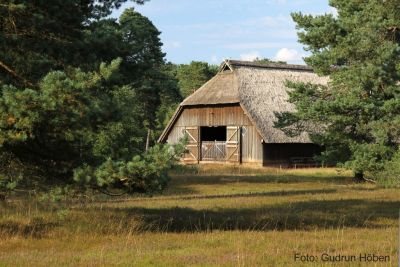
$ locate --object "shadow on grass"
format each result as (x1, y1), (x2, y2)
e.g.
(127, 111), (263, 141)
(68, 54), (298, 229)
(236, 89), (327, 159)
(0, 218), (58, 238)
(101, 199), (400, 232)
(160, 184), (200, 196)
(2, 197), (398, 238)
(140, 188), (337, 201)
(169, 174), (351, 187)
(94, 188), (338, 204)
(103, 174), (345, 198)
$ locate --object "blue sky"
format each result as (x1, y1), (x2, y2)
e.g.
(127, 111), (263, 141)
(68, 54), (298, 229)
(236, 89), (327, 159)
(113, 0), (335, 65)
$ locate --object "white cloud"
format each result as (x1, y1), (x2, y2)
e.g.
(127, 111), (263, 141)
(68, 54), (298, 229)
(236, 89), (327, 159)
(170, 41), (181, 48)
(164, 41), (182, 49)
(309, 7), (339, 17)
(274, 48), (304, 62)
(211, 55), (219, 63)
(329, 7), (338, 17)
(240, 51), (262, 61)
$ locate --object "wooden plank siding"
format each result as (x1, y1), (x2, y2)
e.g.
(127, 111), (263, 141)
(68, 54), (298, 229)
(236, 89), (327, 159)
(166, 104), (263, 163)
(241, 125), (263, 163)
(173, 105), (252, 127)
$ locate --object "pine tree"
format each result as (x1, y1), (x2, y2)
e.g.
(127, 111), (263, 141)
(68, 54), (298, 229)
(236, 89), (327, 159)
(176, 61), (218, 98)
(276, 0), (400, 182)
(0, 1), (184, 195)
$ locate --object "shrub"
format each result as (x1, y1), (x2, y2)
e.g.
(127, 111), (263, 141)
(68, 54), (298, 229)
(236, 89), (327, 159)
(73, 143), (185, 195)
(375, 149), (400, 188)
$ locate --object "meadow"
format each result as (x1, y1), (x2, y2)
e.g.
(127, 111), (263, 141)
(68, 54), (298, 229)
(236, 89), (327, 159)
(0, 165), (399, 266)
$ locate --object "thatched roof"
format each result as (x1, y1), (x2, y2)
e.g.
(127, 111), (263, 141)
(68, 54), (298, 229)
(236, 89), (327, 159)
(159, 60), (328, 143)
(233, 61), (328, 143)
(181, 71), (239, 106)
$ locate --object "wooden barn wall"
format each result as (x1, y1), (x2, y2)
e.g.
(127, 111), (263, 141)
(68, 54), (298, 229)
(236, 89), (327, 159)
(241, 125), (263, 163)
(173, 105), (252, 126)
(166, 105), (263, 163)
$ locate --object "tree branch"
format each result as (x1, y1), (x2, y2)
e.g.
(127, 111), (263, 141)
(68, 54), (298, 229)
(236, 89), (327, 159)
(97, 187), (129, 197)
(0, 59), (34, 87)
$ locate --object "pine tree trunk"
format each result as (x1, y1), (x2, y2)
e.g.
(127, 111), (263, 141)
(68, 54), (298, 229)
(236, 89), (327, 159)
(354, 171), (365, 182)
(145, 129), (151, 151)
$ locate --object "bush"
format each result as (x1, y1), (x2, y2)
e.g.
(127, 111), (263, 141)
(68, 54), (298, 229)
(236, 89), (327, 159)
(73, 143), (185, 195)
(375, 150), (400, 188)
(0, 152), (26, 198)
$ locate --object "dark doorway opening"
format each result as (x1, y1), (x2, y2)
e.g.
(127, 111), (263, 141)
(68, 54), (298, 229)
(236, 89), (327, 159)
(201, 126), (226, 141)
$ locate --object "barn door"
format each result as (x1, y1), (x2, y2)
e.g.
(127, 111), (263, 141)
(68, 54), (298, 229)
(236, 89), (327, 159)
(226, 126), (241, 162)
(182, 127), (199, 162)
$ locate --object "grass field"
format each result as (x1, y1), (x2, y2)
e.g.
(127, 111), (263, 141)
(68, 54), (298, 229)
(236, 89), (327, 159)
(0, 165), (399, 266)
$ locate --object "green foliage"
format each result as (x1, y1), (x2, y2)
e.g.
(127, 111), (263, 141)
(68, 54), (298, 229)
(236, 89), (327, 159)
(0, 173), (21, 195)
(276, 0), (400, 181)
(38, 186), (75, 203)
(153, 63), (182, 138)
(0, 152), (29, 197)
(375, 149), (400, 187)
(82, 8), (169, 130)
(0, 2), (172, 135)
(73, 142), (186, 194)
(0, 0), (147, 87)
(176, 61), (218, 98)
(253, 57), (287, 64)
(1, 59), (131, 163)
(0, 59), (182, 195)
(0, 2), (185, 195)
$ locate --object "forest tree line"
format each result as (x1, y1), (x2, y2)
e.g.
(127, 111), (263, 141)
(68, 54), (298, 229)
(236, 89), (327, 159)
(0, 1), (217, 197)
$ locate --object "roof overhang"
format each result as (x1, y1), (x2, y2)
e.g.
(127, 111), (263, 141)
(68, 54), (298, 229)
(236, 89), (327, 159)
(157, 105), (183, 143)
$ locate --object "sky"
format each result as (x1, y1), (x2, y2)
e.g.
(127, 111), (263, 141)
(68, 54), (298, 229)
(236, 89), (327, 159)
(113, 0), (335, 65)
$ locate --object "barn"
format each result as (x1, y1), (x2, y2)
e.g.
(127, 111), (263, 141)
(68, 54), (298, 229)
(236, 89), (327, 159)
(158, 60), (328, 167)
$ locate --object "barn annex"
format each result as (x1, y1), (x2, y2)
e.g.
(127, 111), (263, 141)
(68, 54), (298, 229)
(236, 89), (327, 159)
(158, 60), (328, 167)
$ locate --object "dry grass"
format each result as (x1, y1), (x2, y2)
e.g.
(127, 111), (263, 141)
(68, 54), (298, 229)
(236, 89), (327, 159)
(0, 166), (399, 266)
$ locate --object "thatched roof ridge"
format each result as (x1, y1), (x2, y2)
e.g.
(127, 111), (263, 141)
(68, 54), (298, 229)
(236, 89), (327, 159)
(223, 59), (313, 72)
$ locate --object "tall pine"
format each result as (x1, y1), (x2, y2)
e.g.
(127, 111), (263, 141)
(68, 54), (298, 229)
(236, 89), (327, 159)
(276, 0), (400, 182)
(0, 1), (183, 195)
